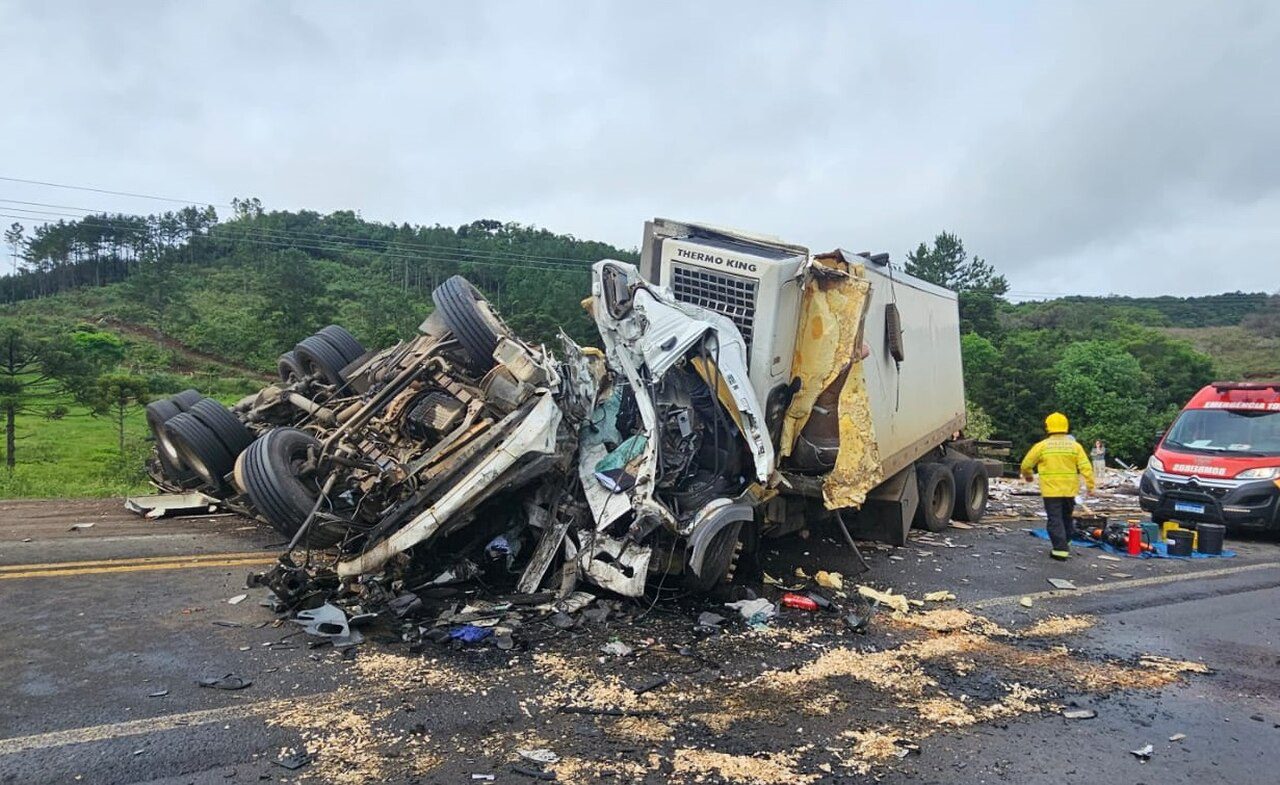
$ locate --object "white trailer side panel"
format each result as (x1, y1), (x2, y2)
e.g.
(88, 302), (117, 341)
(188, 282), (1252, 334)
(859, 263), (966, 477)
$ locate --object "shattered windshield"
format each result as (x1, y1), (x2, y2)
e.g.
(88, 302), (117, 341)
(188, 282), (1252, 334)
(1163, 408), (1280, 456)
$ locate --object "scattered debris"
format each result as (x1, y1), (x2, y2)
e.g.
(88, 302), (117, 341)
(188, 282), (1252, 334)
(125, 491), (220, 519)
(67, 522), (94, 531)
(226, 594), (247, 605)
(1169, 733), (1187, 742)
(857, 585), (910, 614)
(272, 752), (311, 771)
(780, 593), (820, 612)
(600, 640), (633, 657)
(1130, 743), (1154, 761)
(147, 690), (169, 698)
(815, 570), (844, 590)
(923, 590), (956, 602)
(1047, 578), (1077, 590)
(517, 749), (560, 765)
(196, 674), (252, 691)
(1062, 708), (1097, 719)
(1019, 597), (1034, 608)
(725, 598), (776, 626)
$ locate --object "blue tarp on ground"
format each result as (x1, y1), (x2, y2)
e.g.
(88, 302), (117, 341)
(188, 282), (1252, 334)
(1027, 528), (1236, 559)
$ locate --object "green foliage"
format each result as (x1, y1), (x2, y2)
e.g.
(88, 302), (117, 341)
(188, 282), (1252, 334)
(964, 400), (995, 441)
(906, 232), (1008, 296)
(1052, 341), (1171, 462)
(89, 372), (151, 454)
(1242, 294), (1280, 338)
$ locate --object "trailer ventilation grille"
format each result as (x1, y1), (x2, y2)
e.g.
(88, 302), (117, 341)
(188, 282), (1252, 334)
(670, 264), (758, 350)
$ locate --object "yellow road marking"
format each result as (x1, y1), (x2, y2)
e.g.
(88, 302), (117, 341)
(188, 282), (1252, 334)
(975, 561), (1280, 609)
(0, 551), (277, 574)
(0, 556), (278, 580)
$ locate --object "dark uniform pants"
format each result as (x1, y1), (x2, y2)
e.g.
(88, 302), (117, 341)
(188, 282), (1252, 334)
(1044, 496), (1076, 551)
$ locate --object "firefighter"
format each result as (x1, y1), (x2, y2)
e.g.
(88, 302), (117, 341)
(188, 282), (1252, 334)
(1020, 412), (1095, 560)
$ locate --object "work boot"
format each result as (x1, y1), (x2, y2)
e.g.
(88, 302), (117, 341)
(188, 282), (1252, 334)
(1050, 549), (1070, 561)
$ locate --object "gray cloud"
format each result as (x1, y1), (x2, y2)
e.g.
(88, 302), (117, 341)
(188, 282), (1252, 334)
(1, 0), (1276, 297)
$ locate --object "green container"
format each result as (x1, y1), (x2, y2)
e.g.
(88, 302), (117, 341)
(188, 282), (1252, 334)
(1140, 522), (1161, 545)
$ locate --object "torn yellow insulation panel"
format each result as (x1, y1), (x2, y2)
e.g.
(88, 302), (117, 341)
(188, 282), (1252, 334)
(779, 256), (883, 508)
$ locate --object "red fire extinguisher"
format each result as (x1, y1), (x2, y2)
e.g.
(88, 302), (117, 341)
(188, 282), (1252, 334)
(1127, 525), (1142, 556)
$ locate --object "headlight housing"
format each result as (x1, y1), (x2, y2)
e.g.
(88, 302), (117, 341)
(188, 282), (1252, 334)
(1147, 455), (1164, 472)
(1235, 466), (1280, 480)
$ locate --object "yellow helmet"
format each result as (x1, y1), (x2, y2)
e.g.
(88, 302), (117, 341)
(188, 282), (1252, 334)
(1045, 412), (1069, 434)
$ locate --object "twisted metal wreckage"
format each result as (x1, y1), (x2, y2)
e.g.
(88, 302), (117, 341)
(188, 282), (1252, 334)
(142, 224), (980, 640)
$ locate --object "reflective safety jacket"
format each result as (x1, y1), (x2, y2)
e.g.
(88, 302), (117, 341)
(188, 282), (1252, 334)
(1020, 434), (1095, 498)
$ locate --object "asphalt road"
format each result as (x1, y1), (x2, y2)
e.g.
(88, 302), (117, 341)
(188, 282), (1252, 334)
(0, 498), (1277, 784)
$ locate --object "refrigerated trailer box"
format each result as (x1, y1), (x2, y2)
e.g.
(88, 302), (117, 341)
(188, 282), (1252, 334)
(639, 218), (978, 545)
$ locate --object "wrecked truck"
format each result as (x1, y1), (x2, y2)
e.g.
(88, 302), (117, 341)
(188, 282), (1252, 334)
(141, 219), (987, 601)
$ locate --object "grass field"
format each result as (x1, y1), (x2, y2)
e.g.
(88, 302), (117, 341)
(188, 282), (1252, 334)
(0, 400), (153, 498)
(1163, 326), (1280, 379)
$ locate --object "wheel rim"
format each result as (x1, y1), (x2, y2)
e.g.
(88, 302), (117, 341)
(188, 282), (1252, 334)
(932, 483), (951, 519)
(970, 476), (987, 510)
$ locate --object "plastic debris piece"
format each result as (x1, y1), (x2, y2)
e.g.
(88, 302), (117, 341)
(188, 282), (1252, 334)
(814, 570), (844, 590)
(147, 690), (169, 698)
(1062, 708), (1096, 719)
(449, 625), (494, 644)
(1169, 733), (1186, 742)
(856, 585), (910, 614)
(68, 522), (95, 531)
(227, 594), (247, 605)
(1130, 744), (1153, 761)
(1019, 597), (1034, 608)
(1047, 578), (1077, 590)
(725, 597), (776, 627)
(923, 590), (956, 602)
(600, 640), (633, 657)
(472, 775), (496, 782)
(517, 749), (560, 765)
(696, 611), (725, 628)
(273, 753), (311, 771)
(196, 674), (252, 691)
(781, 593), (819, 612)
(794, 567), (810, 579)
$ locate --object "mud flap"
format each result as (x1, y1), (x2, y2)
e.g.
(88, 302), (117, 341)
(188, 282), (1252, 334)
(844, 464), (919, 547)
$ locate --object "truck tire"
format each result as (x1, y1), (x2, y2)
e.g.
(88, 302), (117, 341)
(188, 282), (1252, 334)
(432, 275), (510, 372)
(171, 389), (203, 411)
(316, 325), (365, 365)
(885, 303), (905, 362)
(240, 428), (343, 548)
(913, 462), (955, 533)
(277, 351), (305, 384)
(187, 398), (254, 459)
(145, 398), (198, 485)
(163, 412), (235, 490)
(951, 459), (989, 522)
(683, 521), (743, 593)
(294, 335), (348, 385)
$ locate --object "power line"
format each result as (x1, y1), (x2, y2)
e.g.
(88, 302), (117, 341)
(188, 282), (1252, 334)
(0, 175), (223, 208)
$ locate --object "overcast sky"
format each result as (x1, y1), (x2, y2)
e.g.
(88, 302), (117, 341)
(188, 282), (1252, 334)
(1, 1), (1277, 298)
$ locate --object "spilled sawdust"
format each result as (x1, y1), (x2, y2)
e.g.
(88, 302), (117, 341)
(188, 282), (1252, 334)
(551, 753), (660, 782)
(896, 608), (1009, 635)
(351, 650), (476, 691)
(1020, 614), (1095, 637)
(607, 715), (675, 743)
(268, 701), (440, 784)
(672, 748), (819, 785)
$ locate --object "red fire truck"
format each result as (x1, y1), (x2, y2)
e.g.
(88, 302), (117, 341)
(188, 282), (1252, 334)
(1140, 382), (1280, 530)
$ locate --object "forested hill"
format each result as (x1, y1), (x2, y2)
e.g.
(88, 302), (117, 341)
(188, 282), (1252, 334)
(2, 204), (636, 370)
(2, 206), (1277, 467)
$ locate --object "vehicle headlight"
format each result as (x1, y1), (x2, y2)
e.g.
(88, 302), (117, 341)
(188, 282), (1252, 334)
(1147, 455), (1164, 472)
(1235, 466), (1280, 480)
